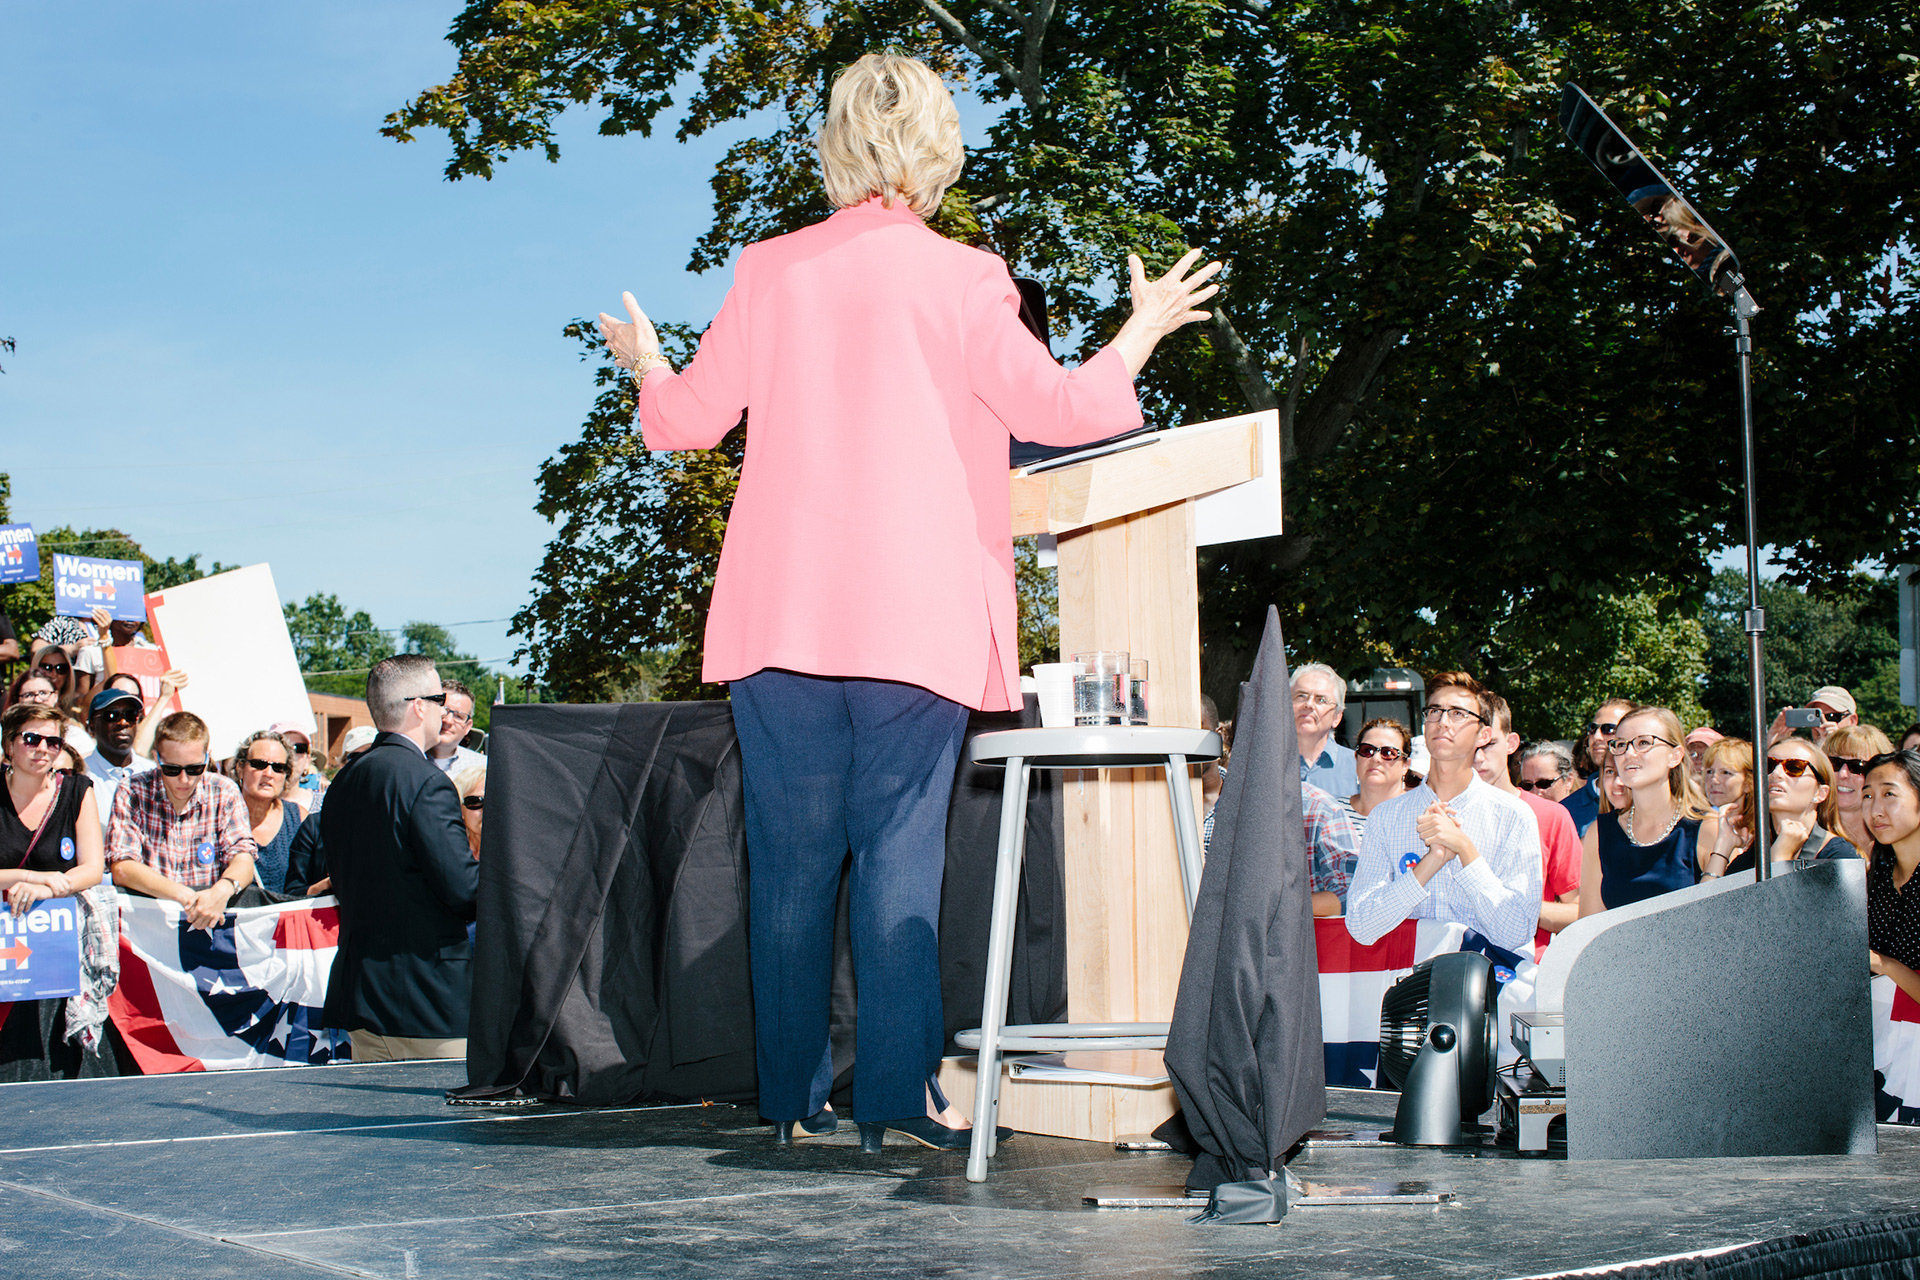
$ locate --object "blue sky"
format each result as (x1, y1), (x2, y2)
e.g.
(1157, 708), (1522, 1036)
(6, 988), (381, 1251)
(2, 2), (748, 676)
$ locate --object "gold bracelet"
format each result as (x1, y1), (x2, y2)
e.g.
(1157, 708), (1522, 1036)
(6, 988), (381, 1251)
(624, 351), (670, 381)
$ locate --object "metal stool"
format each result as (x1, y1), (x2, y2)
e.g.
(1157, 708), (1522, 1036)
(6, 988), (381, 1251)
(955, 725), (1222, 1182)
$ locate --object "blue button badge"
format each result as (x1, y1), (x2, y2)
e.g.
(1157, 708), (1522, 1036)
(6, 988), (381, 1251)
(1398, 851), (1422, 874)
(60, 837), (75, 862)
(196, 840), (216, 866)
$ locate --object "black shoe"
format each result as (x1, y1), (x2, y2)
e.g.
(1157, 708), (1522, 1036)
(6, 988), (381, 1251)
(771, 1106), (838, 1146)
(857, 1117), (1013, 1153)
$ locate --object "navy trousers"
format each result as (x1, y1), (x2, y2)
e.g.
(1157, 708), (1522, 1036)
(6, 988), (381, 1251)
(729, 670), (970, 1123)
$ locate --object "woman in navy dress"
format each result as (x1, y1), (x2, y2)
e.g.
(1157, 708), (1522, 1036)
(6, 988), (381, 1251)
(1579, 705), (1718, 914)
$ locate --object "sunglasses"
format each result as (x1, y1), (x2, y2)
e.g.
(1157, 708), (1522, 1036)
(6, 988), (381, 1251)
(407, 693), (448, 708)
(17, 730), (61, 749)
(1354, 743), (1406, 762)
(461, 795), (485, 811)
(244, 757), (291, 775)
(1585, 721), (1620, 737)
(97, 708), (140, 725)
(1815, 709), (1850, 723)
(290, 741), (311, 755)
(37, 662), (71, 675)
(157, 761), (210, 778)
(1830, 757), (1870, 775)
(1767, 756), (1820, 779)
(1517, 776), (1566, 791)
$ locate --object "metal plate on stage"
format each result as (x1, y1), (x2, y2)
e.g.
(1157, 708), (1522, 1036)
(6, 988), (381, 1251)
(1113, 1133), (1173, 1151)
(1084, 1182), (1456, 1208)
(1304, 1127), (1391, 1146)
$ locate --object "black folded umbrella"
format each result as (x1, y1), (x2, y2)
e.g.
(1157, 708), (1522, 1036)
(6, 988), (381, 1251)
(1163, 605), (1326, 1222)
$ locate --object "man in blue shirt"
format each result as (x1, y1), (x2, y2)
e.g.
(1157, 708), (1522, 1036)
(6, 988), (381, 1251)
(1293, 662), (1358, 798)
(1562, 696), (1632, 837)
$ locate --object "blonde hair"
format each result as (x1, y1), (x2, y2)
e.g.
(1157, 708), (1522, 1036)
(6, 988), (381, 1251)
(1616, 705), (1711, 818)
(452, 763), (487, 803)
(817, 54), (964, 216)
(1822, 723), (1892, 762)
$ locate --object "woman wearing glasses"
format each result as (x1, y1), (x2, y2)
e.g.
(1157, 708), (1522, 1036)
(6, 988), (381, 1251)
(1822, 724), (1892, 855)
(0, 702), (117, 1080)
(1704, 738), (1857, 878)
(451, 764), (486, 858)
(1579, 705), (1718, 915)
(27, 645), (88, 720)
(234, 730), (302, 895)
(5, 669), (60, 716)
(1346, 717), (1415, 839)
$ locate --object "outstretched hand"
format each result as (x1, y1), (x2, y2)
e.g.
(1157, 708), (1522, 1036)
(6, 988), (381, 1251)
(1129, 248), (1221, 339)
(1110, 248), (1223, 376)
(597, 291), (661, 373)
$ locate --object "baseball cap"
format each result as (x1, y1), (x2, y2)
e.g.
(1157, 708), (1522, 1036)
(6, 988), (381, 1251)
(340, 725), (378, 757)
(1684, 727), (1724, 748)
(1808, 686), (1857, 717)
(267, 720), (312, 743)
(89, 687), (143, 717)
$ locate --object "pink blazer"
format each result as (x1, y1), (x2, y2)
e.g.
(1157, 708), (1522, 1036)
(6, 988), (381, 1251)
(636, 197), (1142, 711)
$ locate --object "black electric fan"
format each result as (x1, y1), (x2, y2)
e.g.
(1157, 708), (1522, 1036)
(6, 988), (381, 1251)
(1376, 952), (1499, 1145)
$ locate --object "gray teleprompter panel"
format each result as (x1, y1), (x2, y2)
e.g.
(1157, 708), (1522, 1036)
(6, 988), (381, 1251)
(1558, 860), (1875, 1160)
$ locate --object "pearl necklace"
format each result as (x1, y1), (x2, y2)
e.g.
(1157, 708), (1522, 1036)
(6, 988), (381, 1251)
(1621, 802), (1683, 847)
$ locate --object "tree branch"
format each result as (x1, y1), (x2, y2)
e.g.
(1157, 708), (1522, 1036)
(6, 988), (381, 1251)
(914, 0), (1025, 101)
(1209, 304), (1279, 404)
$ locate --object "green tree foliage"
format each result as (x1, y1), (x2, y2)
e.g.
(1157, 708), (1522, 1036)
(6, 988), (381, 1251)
(393, 0), (1918, 702)
(510, 323), (738, 700)
(1, 519), (232, 644)
(1493, 591), (1710, 741)
(283, 595), (517, 731)
(284, 593), (398, 699)
(1700, 568), (1912, 736)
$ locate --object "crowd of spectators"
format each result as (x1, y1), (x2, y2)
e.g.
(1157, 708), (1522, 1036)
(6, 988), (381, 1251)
(8, 587), (1920, 1093)
(0, 601), (487, 1081)
(1194, 665), (1920, 1034)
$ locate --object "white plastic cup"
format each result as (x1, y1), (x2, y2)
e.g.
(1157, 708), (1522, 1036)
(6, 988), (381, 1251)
(1032, 662), (1083, 728)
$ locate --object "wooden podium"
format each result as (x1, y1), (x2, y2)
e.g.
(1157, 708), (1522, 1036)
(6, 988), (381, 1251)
(938, 410), (1276, 1141)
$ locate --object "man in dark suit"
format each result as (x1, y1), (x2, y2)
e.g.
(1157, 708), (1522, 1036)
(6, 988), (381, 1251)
(321, 654), (479, 1062)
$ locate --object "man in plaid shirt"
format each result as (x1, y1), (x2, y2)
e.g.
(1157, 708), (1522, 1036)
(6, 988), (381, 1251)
(1203, 770), (1360, 915)
(1304, 779), (1363, 916)
(107, 711), (257, 931)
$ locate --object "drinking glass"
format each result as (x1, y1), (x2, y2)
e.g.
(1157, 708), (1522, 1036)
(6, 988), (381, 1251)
(1070, 651), (1129, 727)
(1128, 659), (1149, 726)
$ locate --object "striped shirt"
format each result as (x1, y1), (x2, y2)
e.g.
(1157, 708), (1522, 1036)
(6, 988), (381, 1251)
(1345, 774), (1543, 954)
(106, 768), (257, 890)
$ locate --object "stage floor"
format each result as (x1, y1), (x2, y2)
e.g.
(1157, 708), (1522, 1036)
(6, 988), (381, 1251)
(3, 1064), (1916, 1280)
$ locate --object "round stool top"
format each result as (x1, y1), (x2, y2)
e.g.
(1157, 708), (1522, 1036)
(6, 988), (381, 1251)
(969, 726), (1222, 769)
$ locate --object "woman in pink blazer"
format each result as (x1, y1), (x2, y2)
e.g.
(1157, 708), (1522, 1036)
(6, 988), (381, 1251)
(601, 53), (1217, 1154)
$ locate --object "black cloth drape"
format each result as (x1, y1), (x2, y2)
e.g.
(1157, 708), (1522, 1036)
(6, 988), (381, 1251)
(1163, 607), (1326, 1222)
(459, 702), (756, 1105)
(460, 697), (1065, 1107)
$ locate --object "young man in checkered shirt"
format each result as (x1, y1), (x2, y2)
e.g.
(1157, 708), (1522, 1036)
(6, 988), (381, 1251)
(106, 712), (257, 930)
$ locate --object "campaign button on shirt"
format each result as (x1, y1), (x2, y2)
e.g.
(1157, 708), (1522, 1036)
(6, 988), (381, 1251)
(196, 840), (216, 867)
(60, 837), (76, 862)
(1399, 851), (1422, 874)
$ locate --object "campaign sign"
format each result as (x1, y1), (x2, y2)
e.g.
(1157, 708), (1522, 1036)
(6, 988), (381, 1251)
(0, 523), (37, 585)
(0, 901), (84, 1001)
(53, 554), (146, 622)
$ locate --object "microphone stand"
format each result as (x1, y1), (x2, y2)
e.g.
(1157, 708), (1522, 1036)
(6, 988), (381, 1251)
(1726, 274), (1771, 878)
